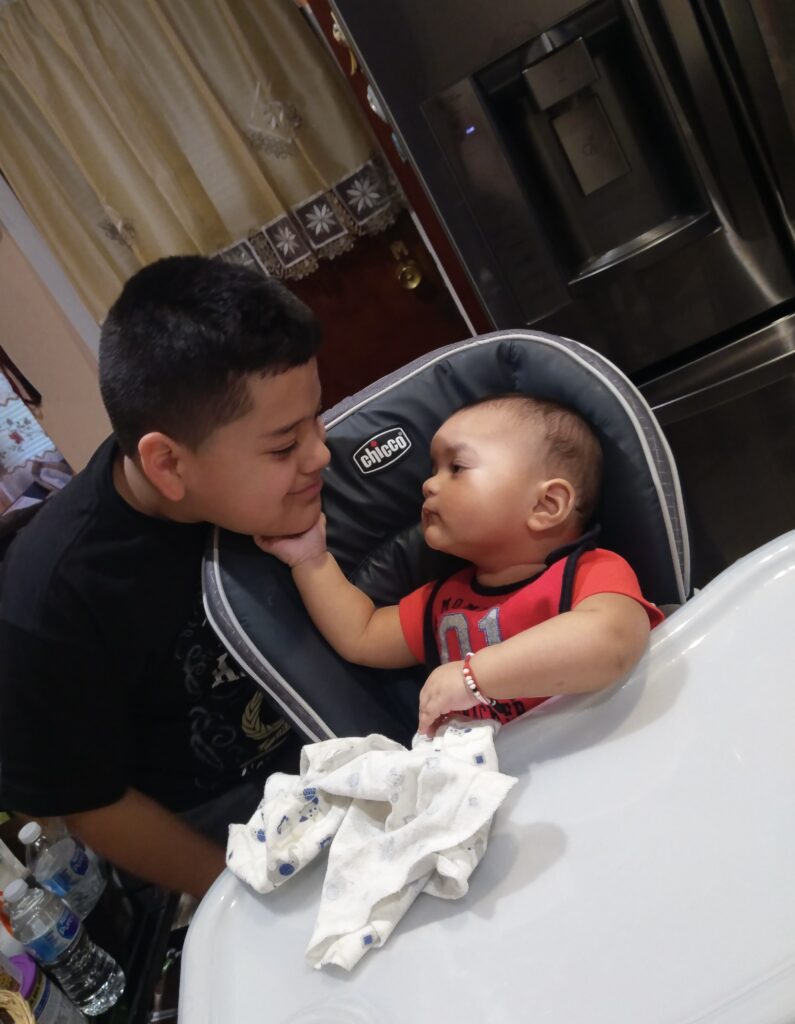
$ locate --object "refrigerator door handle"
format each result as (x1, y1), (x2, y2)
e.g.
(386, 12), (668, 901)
(642, 311), (795, 425)
(626, 0), (764, 239)
(702, 0), (795, 234)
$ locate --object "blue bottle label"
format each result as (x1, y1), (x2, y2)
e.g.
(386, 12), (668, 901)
(45, 870), (72, 898)
(69, 844), (89, 877)
(40, 840), (90, 895)
(26, 909), (79, 963)
(56, 909), (79, 941)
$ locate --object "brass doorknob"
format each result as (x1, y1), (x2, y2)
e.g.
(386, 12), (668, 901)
(390, 241), (423, 290)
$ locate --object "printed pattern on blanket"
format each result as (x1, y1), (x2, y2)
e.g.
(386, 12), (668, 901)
(227, 719), (516, 970)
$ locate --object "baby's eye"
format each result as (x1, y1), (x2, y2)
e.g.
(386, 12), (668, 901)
(451, 463), (464, 475)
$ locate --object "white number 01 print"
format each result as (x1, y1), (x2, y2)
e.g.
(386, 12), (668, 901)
(437, 607), (502, 662)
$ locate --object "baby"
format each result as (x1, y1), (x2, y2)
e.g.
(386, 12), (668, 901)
(259, 394), (662, 735)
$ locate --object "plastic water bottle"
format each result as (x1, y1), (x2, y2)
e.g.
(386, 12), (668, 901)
(2, 879), (124, 1016)
(18, 823), (106, 920)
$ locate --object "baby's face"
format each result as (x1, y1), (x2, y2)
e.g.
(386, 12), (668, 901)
(421, 406), (549, 565)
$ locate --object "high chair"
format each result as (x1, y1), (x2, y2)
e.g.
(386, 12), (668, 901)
(203, 330), (689, 742)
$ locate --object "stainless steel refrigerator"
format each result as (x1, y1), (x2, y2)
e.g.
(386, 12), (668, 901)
(331, 0), (795, 584)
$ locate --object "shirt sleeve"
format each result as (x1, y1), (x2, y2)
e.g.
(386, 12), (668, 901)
(398, 581), (438, 663)
(571, 550), (665, 627)
(0, 620), (130, 816)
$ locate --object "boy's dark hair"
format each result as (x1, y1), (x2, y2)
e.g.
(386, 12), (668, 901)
(461, 393), (604, 524)
(99, 256), (321, 456)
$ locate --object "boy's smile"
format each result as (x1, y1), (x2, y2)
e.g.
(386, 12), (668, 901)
(289, 475), (324, 503)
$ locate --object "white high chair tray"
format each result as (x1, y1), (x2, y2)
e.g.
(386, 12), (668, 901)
(180, 532), (795, 1024)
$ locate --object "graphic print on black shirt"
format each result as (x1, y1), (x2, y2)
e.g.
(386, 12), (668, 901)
(173, 592), (292, 797)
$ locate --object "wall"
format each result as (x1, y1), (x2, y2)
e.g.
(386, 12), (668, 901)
(0, 228), (109, 470)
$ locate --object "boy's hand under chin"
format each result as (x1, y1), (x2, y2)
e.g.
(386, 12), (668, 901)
(255, 513), (327, 568)
(418, 660), (478, 736)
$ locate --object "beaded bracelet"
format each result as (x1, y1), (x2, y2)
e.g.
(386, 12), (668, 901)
(461, 652), (496, 707)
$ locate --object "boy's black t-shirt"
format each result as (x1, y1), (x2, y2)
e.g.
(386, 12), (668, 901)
(0, 437), (300, 816)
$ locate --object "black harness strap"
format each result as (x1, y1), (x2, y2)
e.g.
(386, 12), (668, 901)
(557, 524), (601, 614)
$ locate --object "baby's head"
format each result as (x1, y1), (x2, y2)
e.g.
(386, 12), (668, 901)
(421, 394), (603, 569)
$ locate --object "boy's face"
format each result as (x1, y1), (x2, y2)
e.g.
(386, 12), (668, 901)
(178, 359), (329, 537)
(421, 406), (549, 566)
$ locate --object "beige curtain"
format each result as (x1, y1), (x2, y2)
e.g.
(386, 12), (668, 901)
(0, 0), (401, 320)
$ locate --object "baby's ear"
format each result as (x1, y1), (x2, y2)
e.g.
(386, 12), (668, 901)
(527, 478), (576, 530)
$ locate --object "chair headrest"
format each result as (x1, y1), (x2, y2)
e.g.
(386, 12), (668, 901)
(322, 331), (689, 607)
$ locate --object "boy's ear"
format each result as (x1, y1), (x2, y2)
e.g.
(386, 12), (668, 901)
(137, 432), (188, 503)
(528, 478), (576, 531)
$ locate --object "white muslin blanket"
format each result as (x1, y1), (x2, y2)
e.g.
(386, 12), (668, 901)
(226, 719), (517, 970)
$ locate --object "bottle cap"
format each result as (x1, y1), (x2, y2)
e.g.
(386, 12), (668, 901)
(3, 879), (28, 904)
(17, 822), (42, 846)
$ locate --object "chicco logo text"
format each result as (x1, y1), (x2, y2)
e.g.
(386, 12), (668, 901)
(353, 427), (412, 474)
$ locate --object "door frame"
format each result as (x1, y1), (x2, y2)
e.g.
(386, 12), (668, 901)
(306, 0), (492, 335)
(0, 175), (100, 359)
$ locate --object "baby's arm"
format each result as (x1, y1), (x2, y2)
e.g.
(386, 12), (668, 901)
(418, 593), (650, 733)
(256, 517), (418, 670)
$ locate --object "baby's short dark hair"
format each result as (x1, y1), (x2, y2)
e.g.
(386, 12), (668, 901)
(99, 255), (321, 456)
(462, 393), (603, 524)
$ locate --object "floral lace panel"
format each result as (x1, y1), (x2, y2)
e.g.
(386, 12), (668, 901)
(216, 157), (404, 281)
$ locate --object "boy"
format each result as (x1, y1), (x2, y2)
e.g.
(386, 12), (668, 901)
(259, 395), (662, 735)
(0, 256), (330, 898)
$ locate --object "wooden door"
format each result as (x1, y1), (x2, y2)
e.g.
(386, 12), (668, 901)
(291, 209), (472, 406)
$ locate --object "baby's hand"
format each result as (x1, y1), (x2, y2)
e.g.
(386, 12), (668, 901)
(418, 660), (478, 736)
(255, 514), (327, 568)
